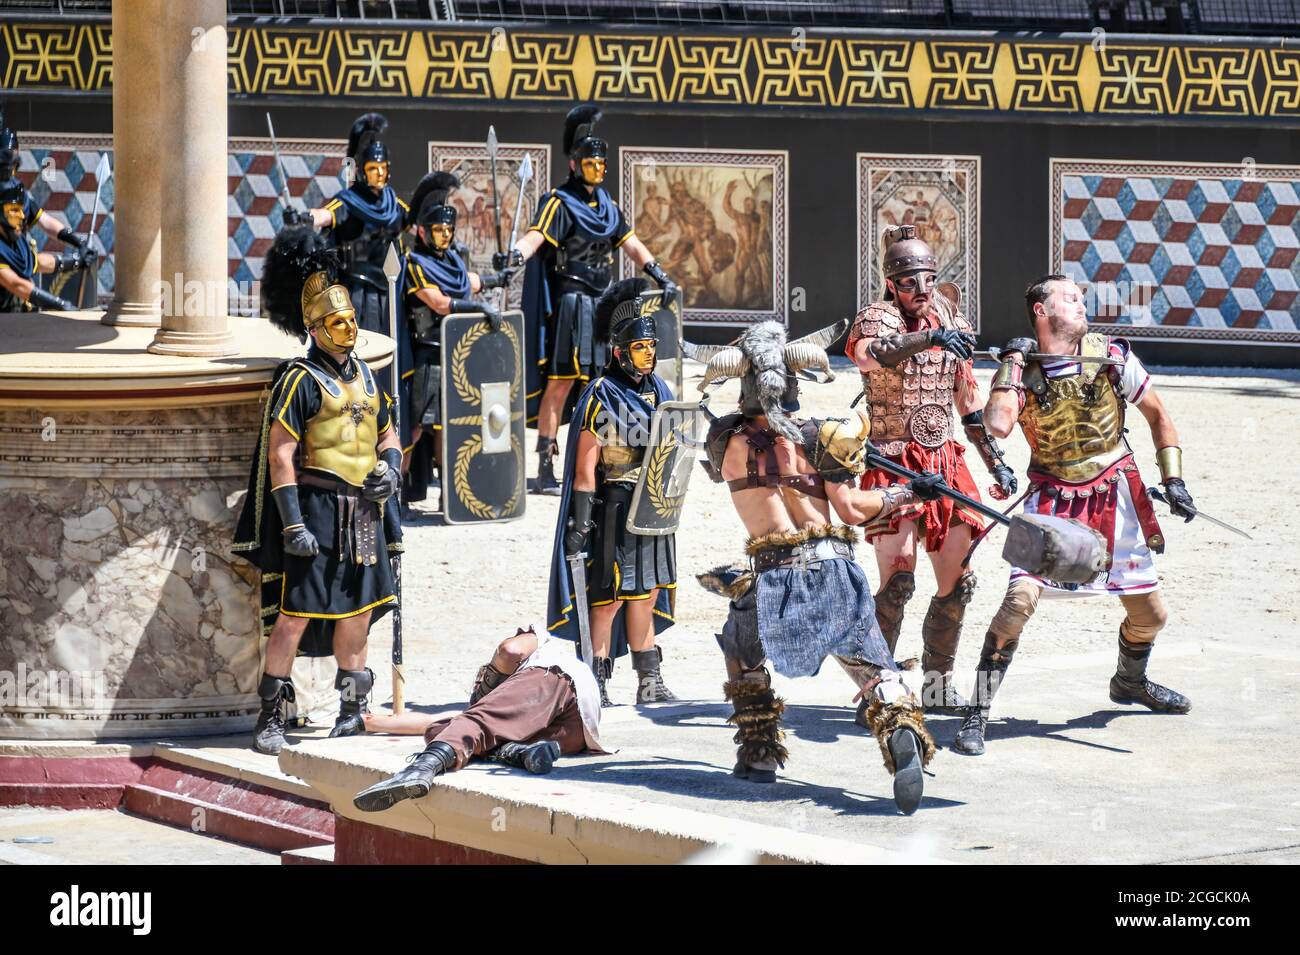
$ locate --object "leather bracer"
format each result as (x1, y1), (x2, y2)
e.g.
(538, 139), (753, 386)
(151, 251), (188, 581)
(866, 330), (932, 368)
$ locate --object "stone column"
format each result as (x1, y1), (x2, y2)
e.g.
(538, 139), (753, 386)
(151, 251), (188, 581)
(148, 0), (236, 358)
(102, 0), (163, 328)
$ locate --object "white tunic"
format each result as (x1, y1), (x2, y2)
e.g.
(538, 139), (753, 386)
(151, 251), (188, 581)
(519, 625), (604, 752)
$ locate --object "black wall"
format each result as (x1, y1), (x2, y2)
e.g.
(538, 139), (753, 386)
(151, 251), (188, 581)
(8, 94), (1300, 366)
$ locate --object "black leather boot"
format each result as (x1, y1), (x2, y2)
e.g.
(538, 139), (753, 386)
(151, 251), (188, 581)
(593, 655), (614, 708)
(353, 741), (458, 812)
(1109, 632), (1191, 713)
(631, 646), (678, 703)
(328, 667), (374, 738)
(488, 740), (562, 774)
(252, 674), (294, 756)
(952, 633), (1017, 756)
(533, 436), (562, 496)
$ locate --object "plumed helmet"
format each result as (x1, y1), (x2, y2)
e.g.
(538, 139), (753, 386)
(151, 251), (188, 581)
(261, 224), (351, 341)
(410, 171), (460, 228)
(563, 103), (606, 161)
(596, 277), (657, 376)
(347, 112), (389, 164)
(682, 319), (849, 443)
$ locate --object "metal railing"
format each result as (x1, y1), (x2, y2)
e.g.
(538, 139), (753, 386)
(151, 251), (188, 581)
(0, 0), (1296, 37)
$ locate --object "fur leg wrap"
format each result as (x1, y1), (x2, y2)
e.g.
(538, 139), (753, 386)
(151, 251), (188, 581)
(874, 570), (916, 655)
(864, 695), (936, 775)
(697, 565), (755, 601)
(724, 676), (789, 769)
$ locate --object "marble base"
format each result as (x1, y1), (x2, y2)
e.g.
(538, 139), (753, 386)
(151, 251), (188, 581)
(0, 403), (334, 739)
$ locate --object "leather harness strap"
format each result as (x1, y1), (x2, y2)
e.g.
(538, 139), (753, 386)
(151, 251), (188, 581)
(725, 422), (827, 500)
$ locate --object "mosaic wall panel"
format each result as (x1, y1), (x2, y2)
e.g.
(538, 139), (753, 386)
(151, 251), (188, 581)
(858, 153), (980, 330)
(1052, 159), (1300, 344)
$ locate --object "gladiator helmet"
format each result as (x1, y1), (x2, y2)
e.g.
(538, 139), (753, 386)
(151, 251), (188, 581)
(348, 112), (390, 191)
(682, 319), (848, 443)
(262, 224), (357, 355)
(880, 224), (937, 301)
(563, 104), (607, 187)
(409, 171), (459, 252)
(596, 278), (658, 378)
(0, 177), (26, 236)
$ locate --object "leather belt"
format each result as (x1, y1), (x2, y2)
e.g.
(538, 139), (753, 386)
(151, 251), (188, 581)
(299, 471), (380, 566)
(752, 537), (853, 573)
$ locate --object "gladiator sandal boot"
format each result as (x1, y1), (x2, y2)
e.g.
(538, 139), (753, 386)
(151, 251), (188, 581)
(252, 674), (295, 756)
(724, 669), (788, 784)
(858, 572), (917, 729)
(863, 694), (935, 815)
(952, 633), (1017, 756)
(593, 656), (614, 708)
(328, 667), (374, 738)
(920, 572), (976, 715)
(353, 741), (458, 813)
(533, 436), (562, 496)
(468, 662), (508, 705)
(632, 646), (679, 703)
(487, 740), (562, 775)
(1108, 632), (1191, 713)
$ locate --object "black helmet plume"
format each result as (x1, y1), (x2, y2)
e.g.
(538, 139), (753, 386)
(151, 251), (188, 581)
(410, 171), (460, 227)
(563, 103), (603, 159)
(347, 112), (389, 163)
(261, 224), (341, 341)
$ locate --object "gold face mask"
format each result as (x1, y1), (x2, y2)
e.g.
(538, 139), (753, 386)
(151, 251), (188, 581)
(363, 160), (389, 190)
(427, 223), (454, 251)
(2, 202), (23, 232)
(313, 307), (358, 355)
(628, 339), (656, 374)
(579, 157), (606, 186)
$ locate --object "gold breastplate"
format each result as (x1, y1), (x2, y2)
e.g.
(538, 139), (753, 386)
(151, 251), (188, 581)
(598, 430), (644, 484)
(1019, 336), (1128, 483)
(302, 359), (380, 487)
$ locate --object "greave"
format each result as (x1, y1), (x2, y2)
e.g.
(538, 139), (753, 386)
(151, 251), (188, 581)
(874, 571), (916, 656)
(920, 572), (976, 712)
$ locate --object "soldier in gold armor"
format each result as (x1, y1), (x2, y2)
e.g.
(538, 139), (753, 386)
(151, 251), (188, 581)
(846, 225), (1016, 714)
(952, 274), (1195, 756)
(233, 226), (404, 756)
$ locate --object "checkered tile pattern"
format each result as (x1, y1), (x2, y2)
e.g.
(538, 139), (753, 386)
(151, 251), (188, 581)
(15, 137), (346, 310)
(17, 140), (115, 303)
(1055, 161), (1300, 342)
(227, 142), (347, 291)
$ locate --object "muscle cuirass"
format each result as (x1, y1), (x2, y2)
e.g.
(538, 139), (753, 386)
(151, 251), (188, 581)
(1018, 335), (1128, 483)
(302, 360), (381, 487)
(858, 300), (967, 456)
(555, 232), (613, 294)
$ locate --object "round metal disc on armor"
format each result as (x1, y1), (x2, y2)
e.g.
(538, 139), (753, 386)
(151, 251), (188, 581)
(908, 403), (951, 448)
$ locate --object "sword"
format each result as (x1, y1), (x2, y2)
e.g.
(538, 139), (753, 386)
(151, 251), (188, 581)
(80, 152), (111, 309)
(977, 347), (1122, 367)
(266, 112), (301, 221)
(566, 551), (598, 676)
(383, 241), (406, 715)
(501, 151), (533, 310)
(486, 126), (503, 259)
(1148, 487), (1253, 540)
